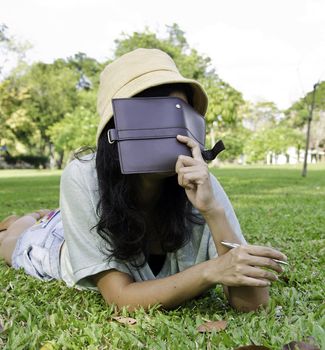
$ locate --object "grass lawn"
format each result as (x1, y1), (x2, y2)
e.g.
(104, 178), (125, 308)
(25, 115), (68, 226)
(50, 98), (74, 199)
(0, 165), (324, 349)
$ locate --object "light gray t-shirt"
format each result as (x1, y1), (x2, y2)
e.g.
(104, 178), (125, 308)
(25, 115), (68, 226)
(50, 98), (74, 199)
(59, 154), (245, 289)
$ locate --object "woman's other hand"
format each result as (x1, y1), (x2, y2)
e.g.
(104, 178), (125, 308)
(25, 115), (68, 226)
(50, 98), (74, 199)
(207, 244), (287, 287)
(175, 135), (219, 215)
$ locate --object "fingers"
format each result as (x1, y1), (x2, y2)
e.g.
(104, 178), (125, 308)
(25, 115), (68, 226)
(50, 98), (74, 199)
(178, 170), (207, 190)
(176, 135), (203, 160)
(175, 155), (197, 174)
(176, 155), (209, 190)
(229, 245), (287, 274)
(244, 265), (278, 282)
(175, 135), (208, 191)
(213, 242), (287, 288)
(234, 276), (271, 287)
(244, 244), (288, 263)
(246, 255), (283, 273)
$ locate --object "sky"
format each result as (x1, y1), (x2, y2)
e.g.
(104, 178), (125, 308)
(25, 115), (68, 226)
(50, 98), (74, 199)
(1, 0), (324, 110)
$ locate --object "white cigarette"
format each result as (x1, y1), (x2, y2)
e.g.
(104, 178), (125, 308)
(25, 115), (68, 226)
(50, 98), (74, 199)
(220, 241), (288, 265)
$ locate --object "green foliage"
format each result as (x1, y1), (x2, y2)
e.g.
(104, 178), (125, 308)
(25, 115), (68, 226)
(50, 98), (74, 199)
(4, 154), (49, 168)
(0, 61), (80, 156)
(240, 100), (281, 131)
(0, 53), (102, 160)
(47, 104), (97, 153)
(217, 127), (252, 162)
(0, 165), (324, 349)
(0, 76), (40, 151)
(47, 89), (96, 153)
(285, 81), (325, 128)
(204, 77), (244, 131)
(1, 23), (245, 164)
(244, 125), (304, 163)
(231, 101), (306, 163)
(66, 52), (105, 87)
(114, 24), (213, 81)
(21, 61), (80, 142)
(1, 22), (312, 166)
(114, 24), (244, 131)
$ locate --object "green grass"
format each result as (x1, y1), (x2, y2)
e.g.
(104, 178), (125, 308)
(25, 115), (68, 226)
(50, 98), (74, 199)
(0, 165), (324, 349)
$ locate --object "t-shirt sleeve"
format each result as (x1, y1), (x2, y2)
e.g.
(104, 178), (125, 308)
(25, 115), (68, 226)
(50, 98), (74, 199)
(207, 173), (246, 259)
(60, 158), (132, 286)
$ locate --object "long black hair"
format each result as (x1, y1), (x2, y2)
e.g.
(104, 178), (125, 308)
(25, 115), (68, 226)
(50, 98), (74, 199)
(94, 83), (202, 267)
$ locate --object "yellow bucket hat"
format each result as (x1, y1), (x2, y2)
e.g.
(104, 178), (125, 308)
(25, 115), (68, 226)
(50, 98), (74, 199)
(96, 48), (208, 142)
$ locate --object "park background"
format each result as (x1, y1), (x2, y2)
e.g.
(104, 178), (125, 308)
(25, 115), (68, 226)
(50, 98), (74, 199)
(0, 0), (325, 169)
(0, 0), (324, 349)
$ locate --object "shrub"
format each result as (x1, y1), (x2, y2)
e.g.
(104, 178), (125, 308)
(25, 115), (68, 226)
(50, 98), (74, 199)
(4, 154), (49, 168)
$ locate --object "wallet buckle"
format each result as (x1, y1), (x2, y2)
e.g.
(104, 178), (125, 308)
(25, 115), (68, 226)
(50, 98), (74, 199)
(107, 130), (115, 144)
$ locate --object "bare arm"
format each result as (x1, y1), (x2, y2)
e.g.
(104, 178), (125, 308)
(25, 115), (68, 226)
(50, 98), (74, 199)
(175, 135), (287, 311)
(93, 261), (214, 311)
(92, 207), (284, 311)
(93, 135), (287, 312)
(202, 207), (281, 311)
(93, 233), (284, 312)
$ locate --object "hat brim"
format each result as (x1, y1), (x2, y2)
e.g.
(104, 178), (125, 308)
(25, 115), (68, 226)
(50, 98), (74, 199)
(96, 70), (208, 141)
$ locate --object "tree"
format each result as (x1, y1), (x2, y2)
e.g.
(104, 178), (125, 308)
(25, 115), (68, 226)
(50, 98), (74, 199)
(217, 126), (252, 162)
(67, 52), (105, 87)
(0, 24), (34, 152)
(204, 77), (244, 136)
(0, 59), (82, 166)
(285, 81), (325, 159)
(0, 74), (40, 152)
(240, 100), (281, 132)
(285, 81), (325, 128)
(114, 23), (244, 133)
(47, 90), (98, 159)
(243, 124), (304, 163)
(114, 23), (213, 80)
(2, 24), (246, 166)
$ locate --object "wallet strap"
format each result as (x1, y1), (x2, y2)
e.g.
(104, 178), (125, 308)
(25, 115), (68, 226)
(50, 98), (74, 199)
(108, 128), (225, 161)
(202, 140), (225, 161)
(108, 128), (204, 146)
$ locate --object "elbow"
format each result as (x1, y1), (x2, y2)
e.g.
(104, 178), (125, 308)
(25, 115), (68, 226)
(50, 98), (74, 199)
(228, 286), (270, 312)
(231, 297), (269, 312)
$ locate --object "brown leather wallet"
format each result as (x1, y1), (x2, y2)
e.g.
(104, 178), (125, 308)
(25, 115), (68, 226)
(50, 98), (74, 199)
(108, 97), (224, 174)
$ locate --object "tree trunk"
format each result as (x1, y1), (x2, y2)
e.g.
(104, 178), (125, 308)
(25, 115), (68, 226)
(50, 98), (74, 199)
(286, 154), (290, 164)
(297, 145), (300, 163)
(56, 150), (64, 169)
(49, 143), (55, 169)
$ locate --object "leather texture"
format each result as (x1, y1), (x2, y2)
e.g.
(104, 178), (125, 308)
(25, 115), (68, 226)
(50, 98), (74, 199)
(110, 97), (223, 174)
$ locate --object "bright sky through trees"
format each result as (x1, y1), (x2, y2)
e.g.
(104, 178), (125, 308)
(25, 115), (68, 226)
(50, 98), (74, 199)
(1, 0), (324, 109)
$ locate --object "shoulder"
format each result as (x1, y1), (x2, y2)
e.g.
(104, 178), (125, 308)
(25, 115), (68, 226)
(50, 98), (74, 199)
(208, 171), (235, 211)
(61, 153), (97, 188)
(209, 172), (224, 194)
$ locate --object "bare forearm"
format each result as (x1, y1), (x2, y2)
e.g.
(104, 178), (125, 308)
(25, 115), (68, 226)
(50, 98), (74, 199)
(203, 206), (269, 311)
(96, 262), (214, 311)
(203, 206), (244, 255)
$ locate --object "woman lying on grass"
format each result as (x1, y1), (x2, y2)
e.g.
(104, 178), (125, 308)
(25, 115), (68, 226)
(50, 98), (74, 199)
(0, 48), (287, 312)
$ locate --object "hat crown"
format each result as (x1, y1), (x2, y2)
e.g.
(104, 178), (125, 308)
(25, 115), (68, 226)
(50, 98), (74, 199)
(96, 48), (208, 142)
(97, 49), (179, 119)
